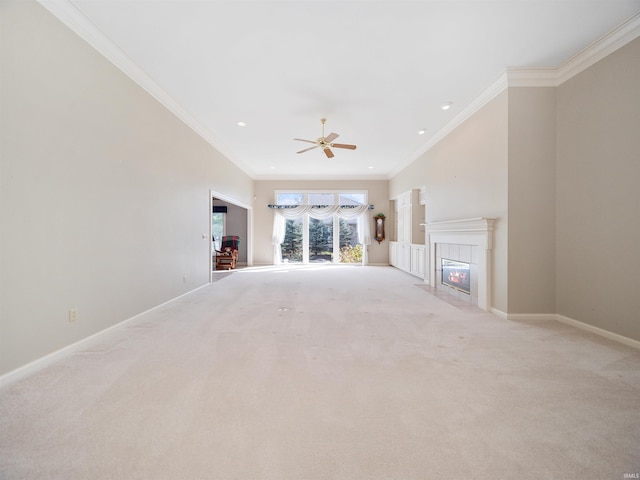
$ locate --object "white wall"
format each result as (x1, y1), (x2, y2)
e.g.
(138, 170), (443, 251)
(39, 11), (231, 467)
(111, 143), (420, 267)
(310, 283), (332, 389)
(0, 1), (254, 375)
(253, 180), (390, 266)
(556, 37), (640, 341)
(390, 92), (509, 313)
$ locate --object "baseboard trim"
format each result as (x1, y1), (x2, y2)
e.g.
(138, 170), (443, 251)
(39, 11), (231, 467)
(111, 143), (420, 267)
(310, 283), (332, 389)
(507, 313), (558, 322)
(556, 314), (640, 351)
(502, 312), (640, 350)
(489, 307), (507, 319)
(494, 311), (640, 350)
(0, 283), (211, 389)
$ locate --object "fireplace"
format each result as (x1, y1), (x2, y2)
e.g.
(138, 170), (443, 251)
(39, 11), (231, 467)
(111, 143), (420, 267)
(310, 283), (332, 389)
(426, 218), (495, 311)
(441, 259), (471, 295)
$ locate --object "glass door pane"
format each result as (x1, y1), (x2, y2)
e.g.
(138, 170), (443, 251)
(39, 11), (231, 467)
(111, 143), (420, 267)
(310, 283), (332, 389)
(281, 218), (303, 263)
(309, 217), (333, 263)
(339, 217), (362, 263)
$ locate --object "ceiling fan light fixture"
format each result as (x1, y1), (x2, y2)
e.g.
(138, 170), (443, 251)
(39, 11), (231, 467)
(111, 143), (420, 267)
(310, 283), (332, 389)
(293, 118), (357, 157)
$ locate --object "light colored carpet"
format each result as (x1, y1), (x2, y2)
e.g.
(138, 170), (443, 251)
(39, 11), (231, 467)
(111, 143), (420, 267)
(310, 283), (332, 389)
(1, 265), (639, 479)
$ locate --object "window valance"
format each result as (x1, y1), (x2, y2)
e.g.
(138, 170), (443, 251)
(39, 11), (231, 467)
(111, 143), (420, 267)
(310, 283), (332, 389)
(268, 204), (373, 219)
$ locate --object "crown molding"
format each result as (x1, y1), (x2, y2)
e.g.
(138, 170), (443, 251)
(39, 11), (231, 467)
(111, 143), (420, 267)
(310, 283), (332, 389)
(507, 12), (640, 88)
(556, 12), (640, 85)
(505, 67), (558, 87)
(36, 0), (256, 178)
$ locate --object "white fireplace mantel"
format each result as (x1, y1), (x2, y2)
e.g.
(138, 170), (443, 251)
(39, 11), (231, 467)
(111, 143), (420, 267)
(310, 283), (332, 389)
(426, 218), (495, 310)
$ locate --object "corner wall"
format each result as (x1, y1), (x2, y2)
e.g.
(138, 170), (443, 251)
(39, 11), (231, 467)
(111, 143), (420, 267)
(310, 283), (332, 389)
(0, 0), (254, 375)
(507, 87), (557, 314)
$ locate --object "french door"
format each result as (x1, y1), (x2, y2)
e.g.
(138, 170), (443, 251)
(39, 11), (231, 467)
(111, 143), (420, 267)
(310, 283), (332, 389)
(281, 215), (361, 264)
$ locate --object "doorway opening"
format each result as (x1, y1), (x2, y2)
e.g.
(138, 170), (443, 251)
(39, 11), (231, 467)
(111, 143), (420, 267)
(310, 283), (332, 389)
(210, 191), (252, 280)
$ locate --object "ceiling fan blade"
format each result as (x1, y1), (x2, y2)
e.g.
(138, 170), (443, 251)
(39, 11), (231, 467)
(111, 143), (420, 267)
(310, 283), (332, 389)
(297, 145), (319, 154)
(324, 132), (339, 143)
(331, 143), (357, 150)
(324, 147), (334, 159)
(294, 138), (317, 144)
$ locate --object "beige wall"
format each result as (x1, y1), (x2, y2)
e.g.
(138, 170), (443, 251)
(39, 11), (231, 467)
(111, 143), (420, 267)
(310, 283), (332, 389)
(507, 87), (557, 314)
(390, 92), (509, 313)
(0, 1), (253, 375)
(557, 37), (640, 341)
(253, 180), (390, 265)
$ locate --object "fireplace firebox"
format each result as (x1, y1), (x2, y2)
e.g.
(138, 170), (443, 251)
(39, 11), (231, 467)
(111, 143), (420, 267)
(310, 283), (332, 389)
(441, 258), (471, 295)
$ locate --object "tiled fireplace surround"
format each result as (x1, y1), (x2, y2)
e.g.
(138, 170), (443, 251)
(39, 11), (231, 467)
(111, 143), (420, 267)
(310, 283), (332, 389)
(427, 218), (495, 311)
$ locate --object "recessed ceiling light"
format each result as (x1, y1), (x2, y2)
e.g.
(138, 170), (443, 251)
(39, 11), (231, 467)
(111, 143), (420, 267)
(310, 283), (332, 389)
(270, 166), (276, 169)
(368, 166), (374, 169)
(418, 129), (426, 135)
(237, 121), (246, 127)
(441, 102), (453, 111)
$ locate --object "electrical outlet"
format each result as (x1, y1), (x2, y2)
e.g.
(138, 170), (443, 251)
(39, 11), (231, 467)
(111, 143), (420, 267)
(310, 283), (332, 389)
(183, 275), (188, 283)
(68, 309), (78, 322)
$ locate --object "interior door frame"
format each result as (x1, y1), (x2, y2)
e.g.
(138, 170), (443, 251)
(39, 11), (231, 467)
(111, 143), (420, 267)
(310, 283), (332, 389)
(209, 189), (253, 282)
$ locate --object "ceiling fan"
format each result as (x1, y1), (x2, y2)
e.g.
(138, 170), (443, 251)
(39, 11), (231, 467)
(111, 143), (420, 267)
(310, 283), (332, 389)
(294, 118), (357, 159)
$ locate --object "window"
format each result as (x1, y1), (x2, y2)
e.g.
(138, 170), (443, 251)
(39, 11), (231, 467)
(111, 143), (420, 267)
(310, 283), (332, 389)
(307, 192), (334, 205)
(275, 191), (367, 265)
(276, 192), (303, 205)
(339, 193), (366, 205)
(275, 191), (365, 206)
(212, 204), (227, 251)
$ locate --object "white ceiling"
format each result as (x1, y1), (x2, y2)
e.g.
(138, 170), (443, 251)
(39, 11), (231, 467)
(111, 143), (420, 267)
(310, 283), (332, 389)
(58, 1), (640, 180)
